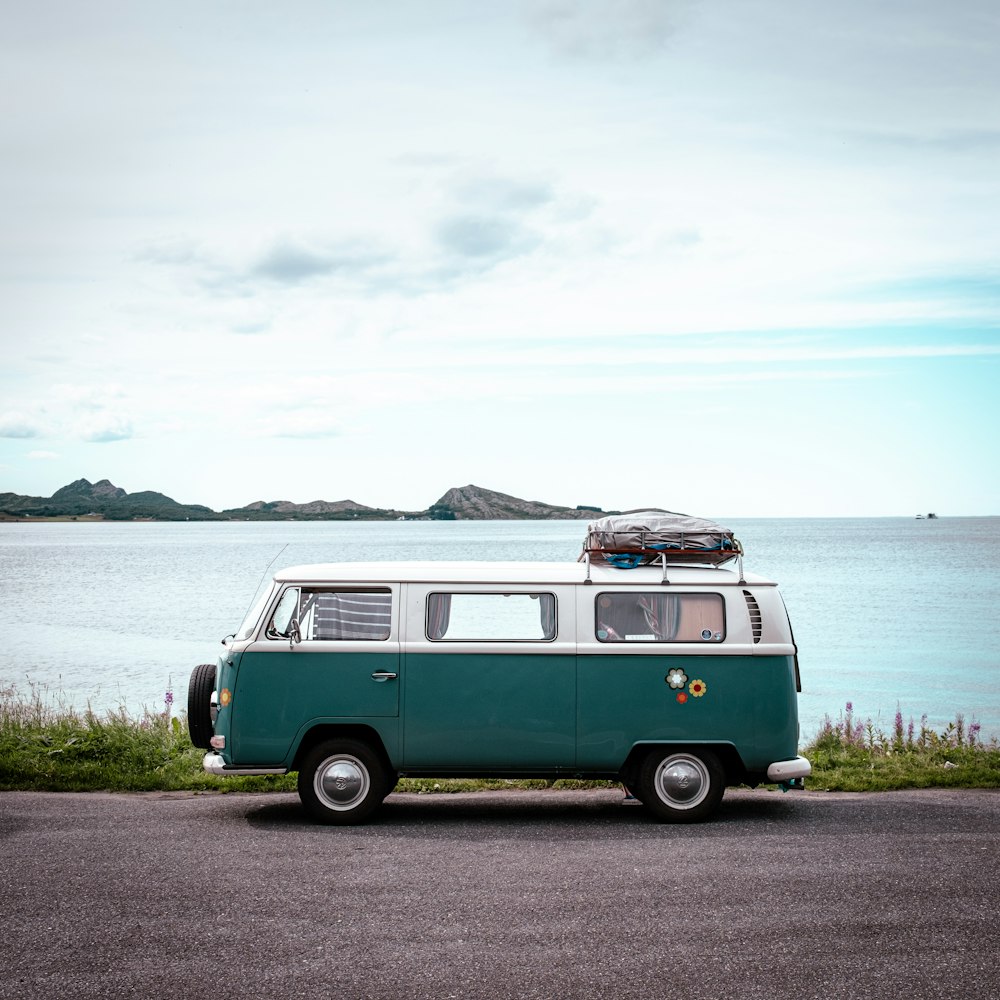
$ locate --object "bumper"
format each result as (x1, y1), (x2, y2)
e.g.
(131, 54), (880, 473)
(766, 755), (812, 782)
(202, 751), (289, 777)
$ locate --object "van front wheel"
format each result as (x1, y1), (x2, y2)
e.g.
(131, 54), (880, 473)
(639, 748), (725, 823)
(297, 739), (385, 825)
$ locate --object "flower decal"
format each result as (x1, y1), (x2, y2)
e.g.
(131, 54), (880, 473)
(676, 692), (688, 704)
(666, 669), (688, 690)
(220, 688), (232, 707)
(688, 679), (707, 698)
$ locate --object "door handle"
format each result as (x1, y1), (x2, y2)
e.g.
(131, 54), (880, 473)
(370, 671), (398, 681)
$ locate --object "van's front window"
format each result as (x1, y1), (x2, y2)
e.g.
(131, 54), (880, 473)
(269, 588), (300, 637)
(235, 587), (275, 641)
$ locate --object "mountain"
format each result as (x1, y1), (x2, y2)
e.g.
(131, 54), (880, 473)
(0, 479), (611, 522)
(0, 478), (218, 521)
(427, 485), (601, 520)
(224, 498), (400, 520)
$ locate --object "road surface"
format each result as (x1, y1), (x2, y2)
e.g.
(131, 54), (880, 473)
(1, 787), (997, 999)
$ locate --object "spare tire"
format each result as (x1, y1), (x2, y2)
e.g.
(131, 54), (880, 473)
(187, 663), (217, 749)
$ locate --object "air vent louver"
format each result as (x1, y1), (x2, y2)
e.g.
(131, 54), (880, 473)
(743, 590), (762, 643)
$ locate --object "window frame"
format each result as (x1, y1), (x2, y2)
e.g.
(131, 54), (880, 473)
(593, 591), (727, 644)
(424, 590), (559, 643)
(265, 586), (393, 642)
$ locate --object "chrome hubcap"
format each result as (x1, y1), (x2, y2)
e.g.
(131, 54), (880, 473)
(655, 755), (709, 809)
(315, 755), (369, 811)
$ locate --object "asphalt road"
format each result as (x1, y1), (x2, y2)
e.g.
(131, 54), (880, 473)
(1, 787), (998, 1000)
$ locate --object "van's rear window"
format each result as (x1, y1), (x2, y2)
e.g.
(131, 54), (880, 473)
(595, 593), (725, 643)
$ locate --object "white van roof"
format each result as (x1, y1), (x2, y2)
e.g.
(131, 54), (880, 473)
(273, 561), (776, 587)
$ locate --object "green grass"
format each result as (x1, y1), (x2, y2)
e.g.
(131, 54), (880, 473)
(0, 682), (294, 793)
(802, 703), (1000, 791)
(2, 684), (998, 794)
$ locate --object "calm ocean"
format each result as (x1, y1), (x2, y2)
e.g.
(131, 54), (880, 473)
(1, 517), (997, 740)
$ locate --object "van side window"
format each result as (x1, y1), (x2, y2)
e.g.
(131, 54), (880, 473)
(595, 593), (725, 642)
(268, 588), (392, 641)
(426, 593), (556, 641)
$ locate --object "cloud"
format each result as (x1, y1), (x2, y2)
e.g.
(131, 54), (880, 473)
(137, 234), (393, 296)
(51, 383), (127, 409)
(528, 0), (688, 61)
(249, 240), (385, 285)
(28, 450), (59, 460)
(452, 176), (556, 213)
(75, 412), (134, 442)
(133, 168), (592, 300)
(230, 320), (272, 336)
(0, 412), (43, 438)
(851, 127), (1000, 152)
(435, 214), (541, 262)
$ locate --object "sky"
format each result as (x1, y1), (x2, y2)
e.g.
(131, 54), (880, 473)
(2, 0), (999, 517)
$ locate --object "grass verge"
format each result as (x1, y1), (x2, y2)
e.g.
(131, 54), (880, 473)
(2, 685), (998, 794)
(803, 702), (1000, 791)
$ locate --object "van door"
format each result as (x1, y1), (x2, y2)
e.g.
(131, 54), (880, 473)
(231, 586), (399, 764)
(402, 586), (576, 768)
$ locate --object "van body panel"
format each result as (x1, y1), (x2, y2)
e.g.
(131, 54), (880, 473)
(231, 644), (400, 763)
(576, 654), (761, 768)
(401, 651), (576, 767)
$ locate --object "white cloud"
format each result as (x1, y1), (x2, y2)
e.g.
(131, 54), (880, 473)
(529, 0), (689, 61)
(0, 413), (44, 439)
(75, 412), (134, 443)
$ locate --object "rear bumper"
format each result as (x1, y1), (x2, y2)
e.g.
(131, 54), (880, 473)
(202, 751), (289, 777)
(766, 755), (811, 782)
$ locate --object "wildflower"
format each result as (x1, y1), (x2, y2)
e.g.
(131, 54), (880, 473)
(164, 690), (174, 707)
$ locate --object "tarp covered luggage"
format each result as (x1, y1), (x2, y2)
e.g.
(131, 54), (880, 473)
(583, 510), (742, 568)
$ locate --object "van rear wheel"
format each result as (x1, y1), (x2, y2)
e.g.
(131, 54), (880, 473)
(639, 748), (725, 823)
(297, 739), (386, 825)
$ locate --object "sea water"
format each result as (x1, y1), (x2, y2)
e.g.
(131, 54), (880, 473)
(1, 517), (997, 740)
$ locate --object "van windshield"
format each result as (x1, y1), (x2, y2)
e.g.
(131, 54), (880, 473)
(235, 586), (276, 641)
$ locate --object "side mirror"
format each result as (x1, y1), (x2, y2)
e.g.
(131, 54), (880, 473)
(289, 618), (302, 649)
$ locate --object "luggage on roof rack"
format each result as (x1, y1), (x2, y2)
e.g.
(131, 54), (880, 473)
(581, 510), (743, 577)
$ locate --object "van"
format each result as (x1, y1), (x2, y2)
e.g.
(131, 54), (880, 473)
(188, 551), (811, 824)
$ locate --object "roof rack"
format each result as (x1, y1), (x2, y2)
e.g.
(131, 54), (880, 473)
(578, 510), (745, 585)
(578, 546), (745, 586)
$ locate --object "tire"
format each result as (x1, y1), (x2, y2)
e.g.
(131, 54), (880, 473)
(297, 739), (386, 825)
(186, 663), (217, 749)
(638, 748), (725, 823)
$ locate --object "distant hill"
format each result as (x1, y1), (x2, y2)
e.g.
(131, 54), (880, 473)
(0, 478), (218, 521)
(428, 485), (600, 520)
(0, 479), (612, 522)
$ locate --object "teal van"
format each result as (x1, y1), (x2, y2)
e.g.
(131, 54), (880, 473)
(188, 554), (810, 824)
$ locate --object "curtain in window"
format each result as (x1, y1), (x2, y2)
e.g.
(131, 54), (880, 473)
(426, 593), (452, 640)
(312, 592), (391, 640)
(536, 594), (556, 639)
(638, 594), (681, 640)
